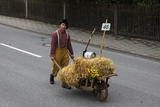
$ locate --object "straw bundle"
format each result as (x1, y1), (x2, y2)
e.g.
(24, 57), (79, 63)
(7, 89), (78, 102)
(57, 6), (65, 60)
(56, 64), (80, 87)
(74, 57), (115, 77)
(57, 57), (116, 86)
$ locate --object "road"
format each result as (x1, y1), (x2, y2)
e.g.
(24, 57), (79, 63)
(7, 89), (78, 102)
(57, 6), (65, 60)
(0, 24), (160, 107)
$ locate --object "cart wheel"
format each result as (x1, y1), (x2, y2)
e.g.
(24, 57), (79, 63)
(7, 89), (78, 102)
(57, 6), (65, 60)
(95, 87), (108, 101)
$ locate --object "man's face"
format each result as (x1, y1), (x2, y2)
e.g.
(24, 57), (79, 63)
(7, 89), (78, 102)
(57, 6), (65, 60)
(59, 23), (66, 32)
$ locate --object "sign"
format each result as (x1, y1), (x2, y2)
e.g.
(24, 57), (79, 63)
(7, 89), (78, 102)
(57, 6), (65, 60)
(101, 23), (111, 31)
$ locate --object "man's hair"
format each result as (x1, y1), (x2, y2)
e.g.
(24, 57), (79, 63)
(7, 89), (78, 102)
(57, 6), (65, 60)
(59, 19), (69, 29)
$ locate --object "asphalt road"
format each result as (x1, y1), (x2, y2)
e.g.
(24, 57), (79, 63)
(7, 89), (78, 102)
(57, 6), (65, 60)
(0, 24), (160, 107)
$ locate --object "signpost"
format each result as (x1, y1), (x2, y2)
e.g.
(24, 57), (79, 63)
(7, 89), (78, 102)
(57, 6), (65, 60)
(100, 19), (111, 57)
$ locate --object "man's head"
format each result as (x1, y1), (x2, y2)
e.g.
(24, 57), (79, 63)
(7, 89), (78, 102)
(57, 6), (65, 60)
(59, 19), (68, 32)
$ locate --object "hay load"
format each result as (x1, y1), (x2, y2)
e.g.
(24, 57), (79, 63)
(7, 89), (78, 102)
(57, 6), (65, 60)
(57, 57), (116, 86)
(57, 64), (80, 86)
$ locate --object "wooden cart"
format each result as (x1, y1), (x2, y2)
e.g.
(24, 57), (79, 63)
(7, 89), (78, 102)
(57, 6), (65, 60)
(77, 73), (118, 101)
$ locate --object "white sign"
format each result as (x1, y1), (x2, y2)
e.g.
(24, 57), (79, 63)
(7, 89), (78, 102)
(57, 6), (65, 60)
(101, 23), (111, 31)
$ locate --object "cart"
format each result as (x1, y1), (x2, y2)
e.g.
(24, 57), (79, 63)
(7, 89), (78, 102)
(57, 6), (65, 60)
(77, 73), (117, 101)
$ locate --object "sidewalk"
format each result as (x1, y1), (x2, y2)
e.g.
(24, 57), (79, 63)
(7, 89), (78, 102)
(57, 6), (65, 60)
(0, 15), (160, 61)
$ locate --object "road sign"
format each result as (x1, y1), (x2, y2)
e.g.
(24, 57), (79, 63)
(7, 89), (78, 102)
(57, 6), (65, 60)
(101, 23), (111, 31)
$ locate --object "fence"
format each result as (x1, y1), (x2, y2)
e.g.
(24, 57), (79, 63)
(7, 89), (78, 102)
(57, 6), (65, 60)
(0, 0), (25, 17)
(117, 5), (160, 40)
(0, 0), (160, 41)
(28, 0), (63, 24)
(66, 3), (114, 31)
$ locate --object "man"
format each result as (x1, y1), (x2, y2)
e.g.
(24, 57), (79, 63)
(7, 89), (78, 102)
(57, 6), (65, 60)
(50, 19), (74, 89)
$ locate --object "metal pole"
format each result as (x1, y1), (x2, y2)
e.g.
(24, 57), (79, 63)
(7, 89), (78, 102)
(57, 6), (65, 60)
(63, 1), (66, 19)
(25, 0), (28, 18)
(114, 4), (118, 35)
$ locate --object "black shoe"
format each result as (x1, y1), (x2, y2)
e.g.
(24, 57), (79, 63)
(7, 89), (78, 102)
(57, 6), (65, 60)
(61, 82), (71, 89)
(50, 74), (54, 84)
(107, 83), (110, 87)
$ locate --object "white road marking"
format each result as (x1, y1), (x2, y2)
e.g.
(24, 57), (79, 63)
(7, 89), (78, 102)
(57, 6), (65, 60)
(0, 43), (42, 58)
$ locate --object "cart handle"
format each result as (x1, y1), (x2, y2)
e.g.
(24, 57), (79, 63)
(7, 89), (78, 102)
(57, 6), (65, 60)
(53, 59), (62, 70)
(97, 73), (118, 80)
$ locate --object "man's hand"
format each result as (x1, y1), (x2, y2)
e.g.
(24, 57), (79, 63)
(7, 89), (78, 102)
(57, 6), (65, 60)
(50, 56), (55, 61)
(70, 55), (74, 60)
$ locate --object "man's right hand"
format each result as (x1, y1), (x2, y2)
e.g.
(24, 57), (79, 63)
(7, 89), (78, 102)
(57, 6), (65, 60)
(50, 56), (55, 61)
